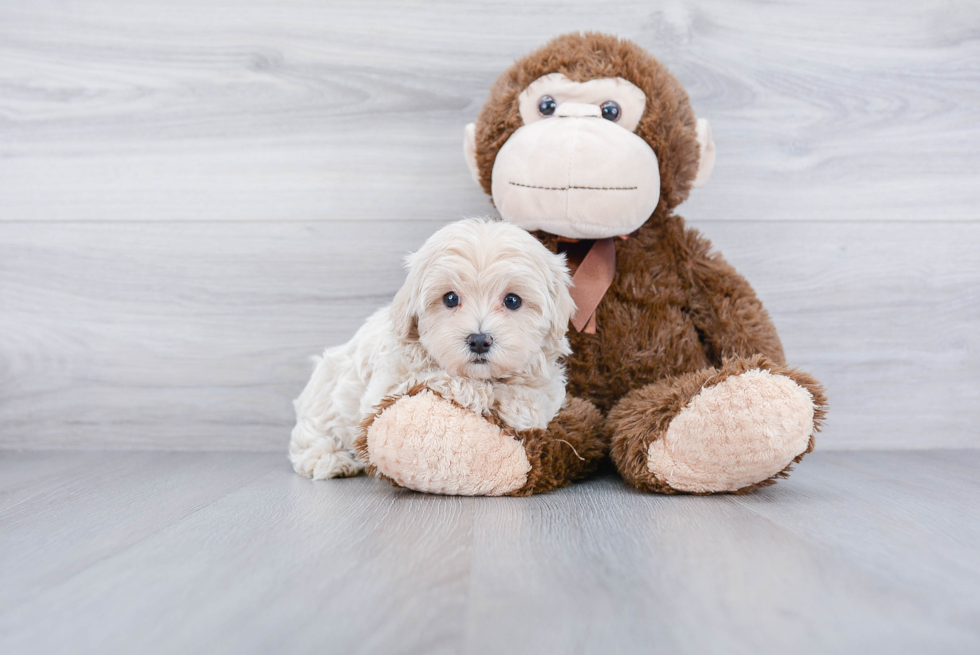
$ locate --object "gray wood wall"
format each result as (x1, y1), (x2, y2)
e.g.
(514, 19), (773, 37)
(1, 0), (978, 451)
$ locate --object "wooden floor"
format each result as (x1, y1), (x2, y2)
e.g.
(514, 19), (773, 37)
(2, 450), (978, 654)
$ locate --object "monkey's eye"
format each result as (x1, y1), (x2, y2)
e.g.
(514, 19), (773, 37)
(537, 96), (557, 117)
(503, 293), (522, 310)
(600, 101), (621, 122)
(443, 292), (460, 308)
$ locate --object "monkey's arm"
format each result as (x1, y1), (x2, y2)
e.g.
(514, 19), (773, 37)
(682, 227), (786, 365)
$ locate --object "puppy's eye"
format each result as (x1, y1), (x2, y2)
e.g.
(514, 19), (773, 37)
(538, 96), (557, 117)
(443, 292), (460, 308)
(503, 293), (522, 310)
(600, 100), (621, 122)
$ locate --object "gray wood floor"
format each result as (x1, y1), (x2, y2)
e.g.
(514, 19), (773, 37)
(1, 450), (978, 655)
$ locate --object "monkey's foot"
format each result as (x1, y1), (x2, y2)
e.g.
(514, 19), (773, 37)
(355, 389), (531, 496)
(609, 355), (827, 494)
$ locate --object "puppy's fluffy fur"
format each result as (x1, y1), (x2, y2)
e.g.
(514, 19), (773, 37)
(290, 218), (575, 480)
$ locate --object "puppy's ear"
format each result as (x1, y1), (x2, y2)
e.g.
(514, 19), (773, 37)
(389, 252), (421, 342)
(546, 253), (576, 350)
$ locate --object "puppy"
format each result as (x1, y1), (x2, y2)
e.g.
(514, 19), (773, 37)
(289, 217), (576, 480)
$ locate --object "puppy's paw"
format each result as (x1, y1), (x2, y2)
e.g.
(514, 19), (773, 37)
(358, 390), (531, 496)
(290, 442), (363, 480)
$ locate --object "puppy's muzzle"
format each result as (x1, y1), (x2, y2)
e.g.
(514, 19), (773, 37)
(467, 333), (493, 355)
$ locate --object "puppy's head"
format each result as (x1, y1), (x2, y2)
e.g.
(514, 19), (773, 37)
(391, 218), (574, 380)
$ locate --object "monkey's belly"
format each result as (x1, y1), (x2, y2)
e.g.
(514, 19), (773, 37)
(566, 302), (710, 412)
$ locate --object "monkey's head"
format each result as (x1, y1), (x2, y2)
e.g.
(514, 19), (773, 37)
(464, 33), (715, 240)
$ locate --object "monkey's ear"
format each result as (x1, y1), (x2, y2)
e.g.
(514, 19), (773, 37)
(692, 118), (716, 188)
(463, 123), (480, 185)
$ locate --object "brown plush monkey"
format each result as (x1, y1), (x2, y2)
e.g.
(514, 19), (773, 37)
(357, 33), (827, 496)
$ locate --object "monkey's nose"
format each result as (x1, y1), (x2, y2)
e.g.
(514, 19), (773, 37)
(467, 333), (493, 354)
(555, 102), (602, 118)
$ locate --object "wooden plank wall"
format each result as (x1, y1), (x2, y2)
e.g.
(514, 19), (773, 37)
(1, 0), (978, 450)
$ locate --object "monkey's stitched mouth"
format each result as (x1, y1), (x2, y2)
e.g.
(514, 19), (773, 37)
(509, 181), (638, 191)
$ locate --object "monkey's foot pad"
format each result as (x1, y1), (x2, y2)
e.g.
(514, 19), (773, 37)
(649, 369), (815, 493)
(366, 390), (531, 496)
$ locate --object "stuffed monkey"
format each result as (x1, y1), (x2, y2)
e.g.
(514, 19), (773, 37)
(356, 33), (826, 496)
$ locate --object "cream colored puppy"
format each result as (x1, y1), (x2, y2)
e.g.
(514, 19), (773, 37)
(290, 217), (575, 480)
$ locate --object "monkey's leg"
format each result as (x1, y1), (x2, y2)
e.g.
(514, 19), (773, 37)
(607, 355), (827, 494)
(354, 387), (606, 496)
(509, 396), (608, 496)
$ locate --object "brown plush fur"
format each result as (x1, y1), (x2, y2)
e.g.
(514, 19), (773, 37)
(471, 32), (829, 494)
(510, 396), (608, 496)
(541, 218), (789, 413)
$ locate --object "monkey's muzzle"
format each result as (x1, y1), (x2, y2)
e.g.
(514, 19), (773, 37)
(491, 116), (661, 240)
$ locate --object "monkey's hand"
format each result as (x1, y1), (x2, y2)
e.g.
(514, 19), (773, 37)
(354, 386), (606, 496)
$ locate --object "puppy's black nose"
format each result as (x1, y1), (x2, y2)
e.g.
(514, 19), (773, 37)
(467, 333), (493, 354)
